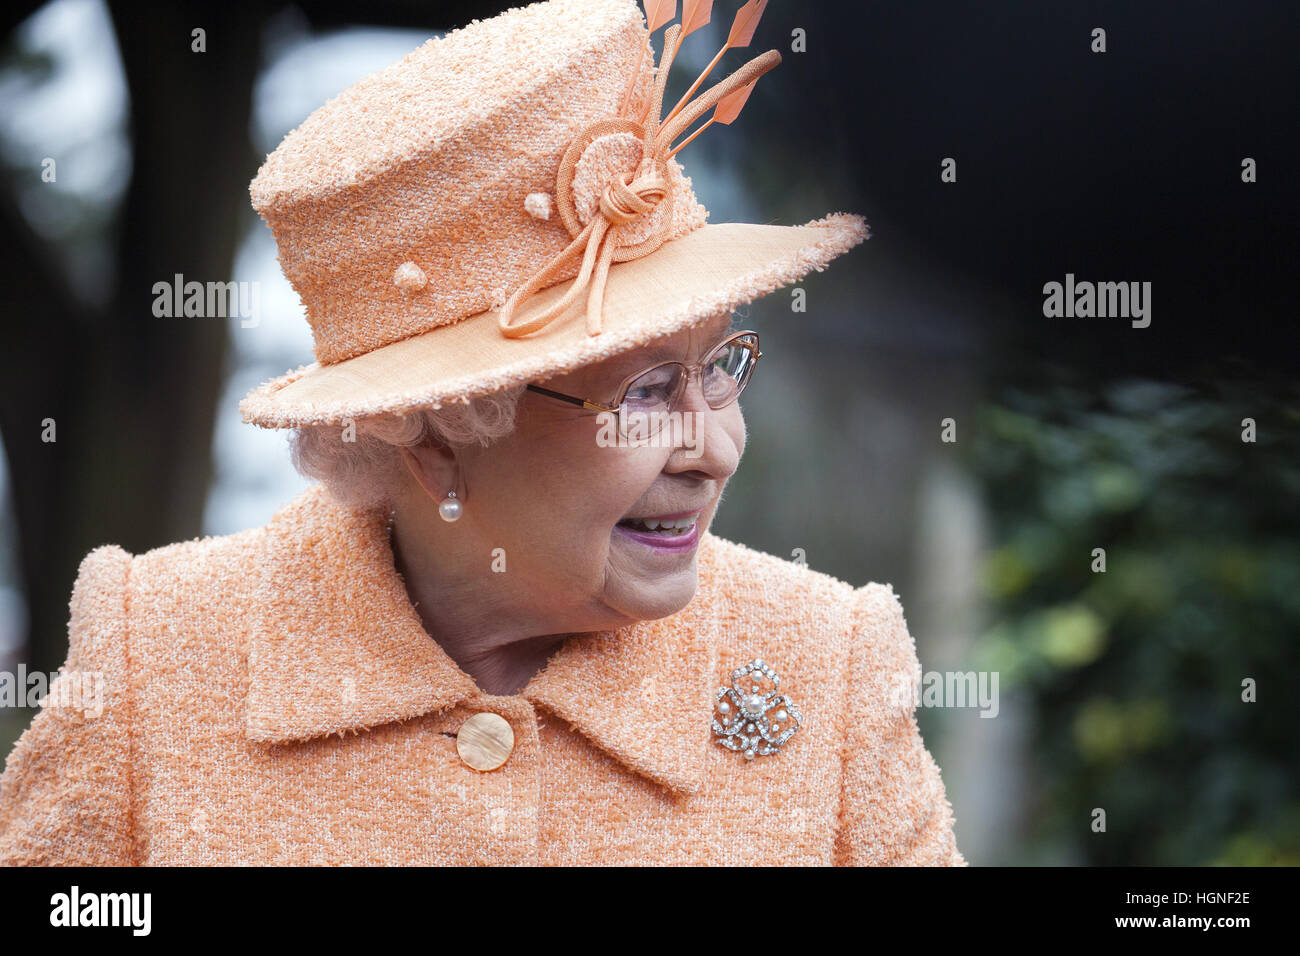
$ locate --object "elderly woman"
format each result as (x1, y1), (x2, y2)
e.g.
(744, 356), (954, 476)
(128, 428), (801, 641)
(0, 0), (964, 866)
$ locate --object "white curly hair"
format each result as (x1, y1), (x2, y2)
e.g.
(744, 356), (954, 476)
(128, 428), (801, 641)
(288, 385), (527, 511)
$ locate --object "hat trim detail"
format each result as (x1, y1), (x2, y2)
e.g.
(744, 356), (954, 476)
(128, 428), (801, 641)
(239, 212), (867, 430)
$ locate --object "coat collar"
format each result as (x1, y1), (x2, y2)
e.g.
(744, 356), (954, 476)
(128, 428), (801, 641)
(244, 485), (721, 796)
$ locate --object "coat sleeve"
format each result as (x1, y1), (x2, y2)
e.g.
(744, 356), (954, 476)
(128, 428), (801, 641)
(833, 582), (967, 866)
(0, 545), (136, 866)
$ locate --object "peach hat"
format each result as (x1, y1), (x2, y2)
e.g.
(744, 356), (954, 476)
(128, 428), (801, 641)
(239, 0), (867, 429)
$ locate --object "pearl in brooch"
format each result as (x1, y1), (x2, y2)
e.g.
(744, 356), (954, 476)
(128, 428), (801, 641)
(712, 659), (803, 760)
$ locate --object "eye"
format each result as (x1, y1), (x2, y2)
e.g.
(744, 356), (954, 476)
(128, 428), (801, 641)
(623, 365), (680, 409)
(703, 345), (733, 376)
(699, 342), (750, 404)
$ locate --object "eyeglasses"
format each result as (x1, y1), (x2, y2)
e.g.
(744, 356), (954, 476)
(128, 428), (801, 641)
(525, 330), (763, 440)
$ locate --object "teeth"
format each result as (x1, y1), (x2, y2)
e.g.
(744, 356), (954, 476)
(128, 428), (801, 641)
(624, 514), (697, 534)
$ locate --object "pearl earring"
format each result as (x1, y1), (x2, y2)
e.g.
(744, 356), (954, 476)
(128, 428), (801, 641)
(439, 489), (463, 522)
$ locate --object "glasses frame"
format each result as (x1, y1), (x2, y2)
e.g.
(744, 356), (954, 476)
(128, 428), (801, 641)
(525, 329), (763, 427)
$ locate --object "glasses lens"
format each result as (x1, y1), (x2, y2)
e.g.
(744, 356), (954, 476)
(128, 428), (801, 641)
(700, 334), (758, 408)
(619, 363), (684, 438)
(615, 335), (759, 439)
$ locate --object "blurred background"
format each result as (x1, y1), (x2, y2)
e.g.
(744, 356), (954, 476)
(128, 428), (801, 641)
(1, 0), (1297, 865)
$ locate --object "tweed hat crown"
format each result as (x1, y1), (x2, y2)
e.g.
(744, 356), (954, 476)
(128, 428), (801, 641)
(239, 0), (867, 429)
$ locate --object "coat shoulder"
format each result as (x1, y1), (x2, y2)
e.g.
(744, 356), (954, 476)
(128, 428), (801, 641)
(105, 486), (343, 673)
(698, 532), (904, 687)
(699, 532), (858, 606)
(127, 484), (331, 591)
(1, 546), (137, 864)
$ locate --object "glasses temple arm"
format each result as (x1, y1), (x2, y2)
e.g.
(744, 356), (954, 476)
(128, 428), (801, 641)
(525, 384), (618, 413)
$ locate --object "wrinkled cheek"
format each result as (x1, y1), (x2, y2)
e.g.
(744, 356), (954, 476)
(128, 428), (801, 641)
(568, 524), (616, 580)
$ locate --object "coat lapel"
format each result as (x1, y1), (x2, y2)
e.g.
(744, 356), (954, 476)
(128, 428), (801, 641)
(244, 486), (719, 795)
(521, 589), (719, 795)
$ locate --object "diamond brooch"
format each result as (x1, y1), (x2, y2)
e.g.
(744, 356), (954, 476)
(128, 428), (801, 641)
(712, 659), (802, 761)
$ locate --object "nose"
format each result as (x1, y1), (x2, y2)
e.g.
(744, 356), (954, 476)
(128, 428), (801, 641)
(664, 368), (744, 478)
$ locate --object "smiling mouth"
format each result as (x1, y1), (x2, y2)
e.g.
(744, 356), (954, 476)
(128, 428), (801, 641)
(616, 514), (698, 536)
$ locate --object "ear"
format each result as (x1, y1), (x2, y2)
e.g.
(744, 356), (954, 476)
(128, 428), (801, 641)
(399, 440), (459, 504)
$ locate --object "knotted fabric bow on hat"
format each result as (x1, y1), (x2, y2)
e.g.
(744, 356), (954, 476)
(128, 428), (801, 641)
(499, 0), (780, 338)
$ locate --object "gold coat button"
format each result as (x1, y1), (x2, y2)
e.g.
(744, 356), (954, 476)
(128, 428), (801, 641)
(456, 712), (515, 771)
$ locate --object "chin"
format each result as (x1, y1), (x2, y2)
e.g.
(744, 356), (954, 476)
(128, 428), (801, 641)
(612, 561), (699, 622)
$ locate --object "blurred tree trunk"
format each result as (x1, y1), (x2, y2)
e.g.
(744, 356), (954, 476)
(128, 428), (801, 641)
(0, 0), (261, 675)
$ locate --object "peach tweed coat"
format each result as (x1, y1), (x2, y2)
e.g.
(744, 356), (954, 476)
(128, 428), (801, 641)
(0, 485), (965, 866)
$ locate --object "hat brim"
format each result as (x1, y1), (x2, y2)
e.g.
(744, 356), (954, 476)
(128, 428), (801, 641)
(239, 213), (867, 429)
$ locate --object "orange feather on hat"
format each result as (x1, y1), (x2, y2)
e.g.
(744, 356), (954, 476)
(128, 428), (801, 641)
(727, 0), (767, 46)
(713, 76), (758, 125)
(664, 0), (767, 125)
(643, 0), (676, 31)
(666, 74), (760, 158)
(679, 0), (713, 39)
(620, 0), (678, 117)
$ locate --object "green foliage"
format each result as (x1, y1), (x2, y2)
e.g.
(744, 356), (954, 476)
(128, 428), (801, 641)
(964, 377), (1300, 865)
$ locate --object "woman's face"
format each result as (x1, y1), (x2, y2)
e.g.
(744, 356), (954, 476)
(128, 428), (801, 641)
(427, 312), (747, 629)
